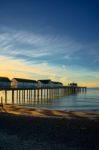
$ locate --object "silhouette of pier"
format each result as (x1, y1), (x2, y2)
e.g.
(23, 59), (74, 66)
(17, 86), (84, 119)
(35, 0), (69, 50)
(0, 86), (86, 105)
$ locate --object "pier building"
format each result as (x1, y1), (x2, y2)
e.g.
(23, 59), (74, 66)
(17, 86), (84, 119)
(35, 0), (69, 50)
(0, 77), (11, 88)
(11, 78), (38, 88)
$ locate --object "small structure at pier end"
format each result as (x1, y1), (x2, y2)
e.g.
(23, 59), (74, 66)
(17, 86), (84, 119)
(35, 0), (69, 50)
(0, 77), (11, 88)
(11, 78), (37, 88)
(68, 83), (78, 87)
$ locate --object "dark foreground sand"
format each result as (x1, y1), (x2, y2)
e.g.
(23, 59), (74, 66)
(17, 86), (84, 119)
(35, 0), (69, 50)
(0, 105), (99, 150)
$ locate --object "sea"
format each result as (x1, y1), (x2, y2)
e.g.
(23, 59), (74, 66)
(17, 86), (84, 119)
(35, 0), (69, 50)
(0, 88), (99, 111)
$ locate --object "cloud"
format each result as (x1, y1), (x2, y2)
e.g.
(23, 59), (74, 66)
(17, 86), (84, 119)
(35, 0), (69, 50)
(0, 27), (99, 87)
(0, 54), (99, 87)
(0, 27), (82, 64)
(0, 55), (68, 82)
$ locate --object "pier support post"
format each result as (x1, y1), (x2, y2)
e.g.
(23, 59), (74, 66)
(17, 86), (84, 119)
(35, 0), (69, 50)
(28, 90), (30, 102)
(5, 90), (7, 104)
(12, 90), (14, 104)
(31, 90), (32, 102)
(18, 90), (20, 104)
(26, 90), (28, 103)
(44, 89), (46, 99)
(16, 90), (18, 104)
(23, 90), (25, 103)
(34, 89), (36, 101)
(22, 90), (24, 104)
(41, 89), (43, 100)
(49, 89), (51, 99)
(37, 89), (39, 101)
(52, 88), (54, 99)
(47, 88), (48, 99)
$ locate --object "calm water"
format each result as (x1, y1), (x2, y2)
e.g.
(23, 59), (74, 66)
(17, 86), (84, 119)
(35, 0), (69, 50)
(0, 88), (99, 111)
(27, 88), (99, 111)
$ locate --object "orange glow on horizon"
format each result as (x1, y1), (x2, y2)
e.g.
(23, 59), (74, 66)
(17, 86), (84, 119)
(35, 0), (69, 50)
(0, 56), (99, 88)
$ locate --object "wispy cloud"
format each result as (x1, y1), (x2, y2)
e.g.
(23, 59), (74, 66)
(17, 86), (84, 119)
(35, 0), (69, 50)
(0, 27), (99, 87)
(0, 27), (82, 63)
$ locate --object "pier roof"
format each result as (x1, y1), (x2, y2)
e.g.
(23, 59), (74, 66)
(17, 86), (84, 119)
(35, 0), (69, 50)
(13, 78), (37, 83)
(52, 81), (63, 84)
(38, 80), (51, 84)
(0, 77), (11, 82)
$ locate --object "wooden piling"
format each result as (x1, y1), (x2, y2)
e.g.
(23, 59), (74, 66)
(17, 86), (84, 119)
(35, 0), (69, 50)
(41, 89), (43, 100)
(5, 90), (7, 104)
(16, 90), (18, 104)
(34, 89), (36, 101)
(12, 90), (14, 104)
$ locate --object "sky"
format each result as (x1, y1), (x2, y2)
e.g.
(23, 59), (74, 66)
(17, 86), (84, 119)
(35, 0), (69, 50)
(0, 0), (99, 87)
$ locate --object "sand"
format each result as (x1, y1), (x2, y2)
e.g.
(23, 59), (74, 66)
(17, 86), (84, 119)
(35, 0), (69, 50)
(0, 104), (99, 150)
(0, 104), (99, 119)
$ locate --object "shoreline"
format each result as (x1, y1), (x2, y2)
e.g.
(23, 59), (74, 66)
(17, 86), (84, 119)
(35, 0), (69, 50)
(0, 104), (99, 150)
(18, 103), (99, 112)
(0, 104), (99, 119)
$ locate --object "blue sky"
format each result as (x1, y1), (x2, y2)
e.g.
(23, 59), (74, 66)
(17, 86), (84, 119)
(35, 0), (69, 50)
(0, 0), (99, 87)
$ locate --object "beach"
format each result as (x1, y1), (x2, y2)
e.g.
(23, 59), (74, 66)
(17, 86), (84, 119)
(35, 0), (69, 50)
(0, 105), (99, 150)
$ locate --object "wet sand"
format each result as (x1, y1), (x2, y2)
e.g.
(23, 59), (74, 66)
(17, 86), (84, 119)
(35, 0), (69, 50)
(0, 105), (99, 150)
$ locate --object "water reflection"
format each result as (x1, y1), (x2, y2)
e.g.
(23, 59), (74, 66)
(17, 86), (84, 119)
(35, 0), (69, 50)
(0, 88), (86, 106)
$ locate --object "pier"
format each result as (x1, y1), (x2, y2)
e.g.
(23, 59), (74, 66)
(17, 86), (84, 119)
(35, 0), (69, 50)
(0, 86), (86, 104)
